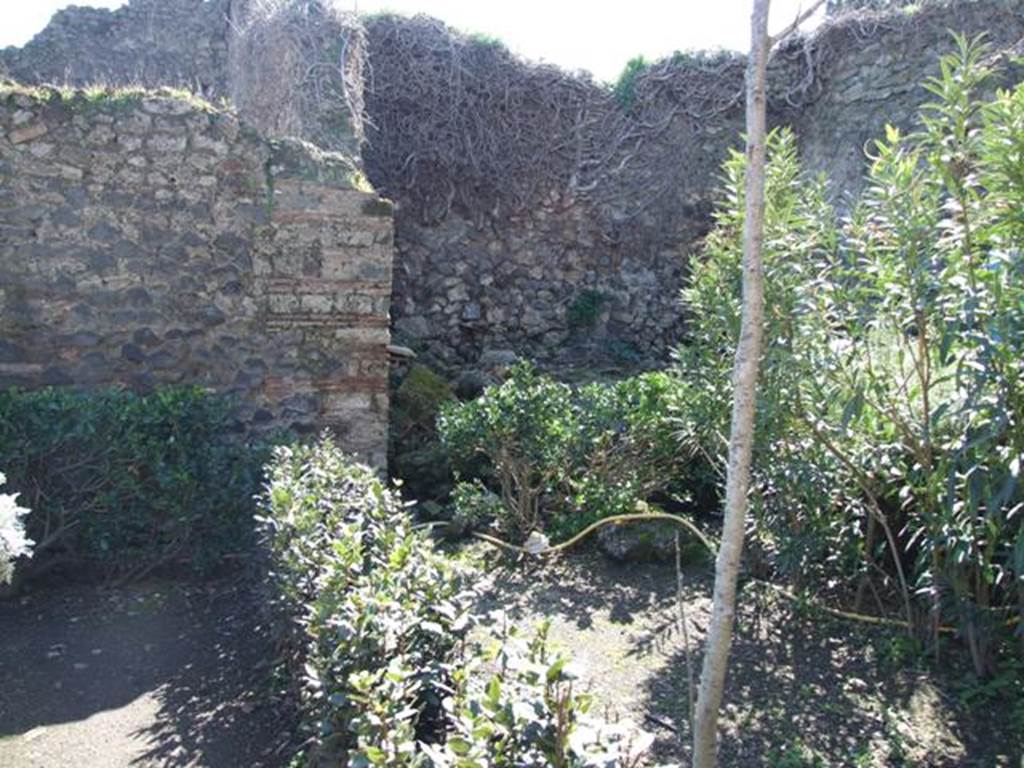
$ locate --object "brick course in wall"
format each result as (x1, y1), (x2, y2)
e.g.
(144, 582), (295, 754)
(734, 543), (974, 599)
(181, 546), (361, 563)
(0, 86), (394, 465)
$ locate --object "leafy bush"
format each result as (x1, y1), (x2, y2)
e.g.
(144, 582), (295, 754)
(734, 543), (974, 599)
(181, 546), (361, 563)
(260, 435), (470, 763)
(0, 386), (267, 581)
(0, 472), (32, 584)
(438, 363), (694, 542)
(553, 371), (697, 540)
(439, 364), (576, 539)
(259, 436), (641, 765)
(679, 37), (1024, 673)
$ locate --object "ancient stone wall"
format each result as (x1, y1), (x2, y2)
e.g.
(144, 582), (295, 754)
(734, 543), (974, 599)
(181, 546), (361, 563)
(0, 86), (393, 464)
(782, 0), (1024, 204)
(382, 1), (1024, 372)
(0, 0), (233, 97)
(2, 0), (1022, 380)
(389, 196), (693, 371)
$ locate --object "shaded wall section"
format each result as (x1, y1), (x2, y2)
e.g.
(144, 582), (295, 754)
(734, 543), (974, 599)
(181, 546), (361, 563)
(0, 86), (393, 465)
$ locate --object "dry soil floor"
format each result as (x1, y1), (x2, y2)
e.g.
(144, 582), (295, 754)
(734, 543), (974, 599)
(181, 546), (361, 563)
(0, 552), (1019, 767)
(473, 547), (1020, 767)
(0, 577), (286, 768)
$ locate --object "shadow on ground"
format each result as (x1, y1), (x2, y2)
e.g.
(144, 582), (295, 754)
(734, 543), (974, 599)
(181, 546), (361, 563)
(0, 577), (291, 768)
(473, 545), (1022, 767)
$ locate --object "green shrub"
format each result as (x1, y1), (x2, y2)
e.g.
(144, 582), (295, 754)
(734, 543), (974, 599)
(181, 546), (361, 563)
(259, 436), (638, 765)
(0, 386), (266, 581)
(426, 620), (651, 766)
(679, 36), (1024, 673)
(260, 435), (469, 763)
(439, 363), (575, 539)
(551, 370), (695, 540)
(438, 362), (695, 542)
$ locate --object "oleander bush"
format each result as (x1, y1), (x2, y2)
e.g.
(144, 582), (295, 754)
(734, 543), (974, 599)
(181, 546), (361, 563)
(437, 363), (697, 543)
(0, 386), (267, 582)
(678, 37), (1024, 674)
(259, 435), (641, 765)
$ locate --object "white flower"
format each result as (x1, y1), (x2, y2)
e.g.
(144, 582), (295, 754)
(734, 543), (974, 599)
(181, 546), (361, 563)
(0, 472), (33, 585)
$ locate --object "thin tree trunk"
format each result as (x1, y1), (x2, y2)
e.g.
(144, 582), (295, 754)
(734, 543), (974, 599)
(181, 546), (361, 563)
(690, 1), (771, 765)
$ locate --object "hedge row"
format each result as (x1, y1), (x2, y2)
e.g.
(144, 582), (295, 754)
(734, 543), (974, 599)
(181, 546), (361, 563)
(0, 386), (268, 582)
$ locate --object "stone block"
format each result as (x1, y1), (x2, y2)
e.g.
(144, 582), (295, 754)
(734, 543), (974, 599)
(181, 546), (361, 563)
(9, 123), (48, 144)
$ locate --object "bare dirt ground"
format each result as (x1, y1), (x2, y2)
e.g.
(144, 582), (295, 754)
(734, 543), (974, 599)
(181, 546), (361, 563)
(0, 550), (1019, 768)
(0, 577), (288, 768)
(473, 546), (1021, 767)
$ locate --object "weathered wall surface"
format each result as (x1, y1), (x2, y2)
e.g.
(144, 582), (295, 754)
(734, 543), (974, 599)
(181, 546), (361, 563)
(389, 197), (695, 370)
(0, 0), (368, 158)
(2, 0), (1022, 379)
(783, 0), (1024, 203)
(0, 87), (393, 464)
(0, 0), (232, 97)
(380, 0), (1024, 371)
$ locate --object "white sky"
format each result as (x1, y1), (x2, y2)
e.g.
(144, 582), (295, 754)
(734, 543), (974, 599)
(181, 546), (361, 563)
(0, 0), (826, 82)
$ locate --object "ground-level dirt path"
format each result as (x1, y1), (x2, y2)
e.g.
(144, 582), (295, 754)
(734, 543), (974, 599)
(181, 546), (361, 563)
(1, 549), (1018, 767)
(0, 578), (287, 768)
(473, 547), (1020, 767)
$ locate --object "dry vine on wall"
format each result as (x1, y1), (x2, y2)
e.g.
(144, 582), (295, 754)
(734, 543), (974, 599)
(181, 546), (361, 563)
(360, 14), (754, 260)
(229, 0), (367, 154)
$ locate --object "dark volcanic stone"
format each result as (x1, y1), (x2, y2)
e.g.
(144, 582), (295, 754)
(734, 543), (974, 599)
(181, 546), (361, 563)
(0, 340), (29, 363)
(133, 328), (160, 347)
(200, 306), (226, 326)
(88, 220), (121, 242)
(40, 366), (73, 386)
(121, 343), (145, 363)
(125, 287), (152, 307)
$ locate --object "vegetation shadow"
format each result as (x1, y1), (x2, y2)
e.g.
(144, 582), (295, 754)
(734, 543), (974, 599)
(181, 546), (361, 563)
(0, 577), (287, 767)
(639, 584), (1019, 766)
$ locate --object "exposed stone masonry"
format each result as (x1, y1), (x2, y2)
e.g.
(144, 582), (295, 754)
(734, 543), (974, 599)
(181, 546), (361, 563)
(1, 0), (1022, 383)
(387, 1), (1024, 369)
(0, 87), (393, 464)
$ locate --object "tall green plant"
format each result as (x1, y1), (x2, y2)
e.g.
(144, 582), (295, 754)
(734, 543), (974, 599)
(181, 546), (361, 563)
(807, 35), (1024, 672)
(677, 128), (855, 582)
(679, 36), (1024, 675)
